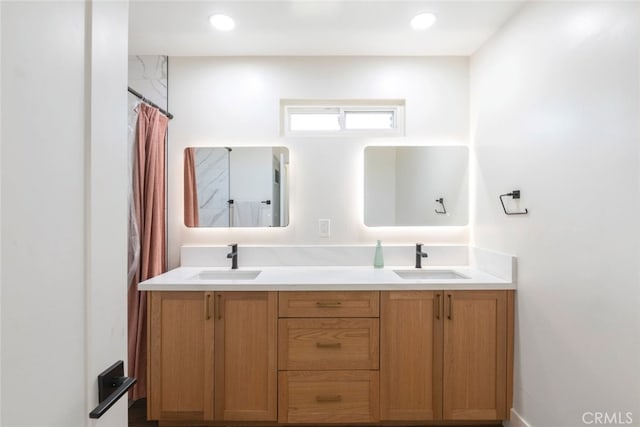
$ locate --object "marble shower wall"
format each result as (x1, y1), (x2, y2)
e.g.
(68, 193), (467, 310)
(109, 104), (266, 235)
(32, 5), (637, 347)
(195, 148), (230, 227)
(127, 55), (168, 152)
(128, 55), (168, 109)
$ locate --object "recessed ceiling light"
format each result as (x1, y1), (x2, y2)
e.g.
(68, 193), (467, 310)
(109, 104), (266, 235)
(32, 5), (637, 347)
(411, 13), (436, 31)
(209, 14), (235, 31)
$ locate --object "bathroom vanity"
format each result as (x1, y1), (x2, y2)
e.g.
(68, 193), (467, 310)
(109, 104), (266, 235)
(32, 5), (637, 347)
(140, 248), (515, 426)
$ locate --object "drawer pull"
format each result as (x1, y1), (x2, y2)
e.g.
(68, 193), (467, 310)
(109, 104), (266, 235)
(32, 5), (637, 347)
(315, 394), (342, 402)
(316, 301), (342, 308)
(316, 342), (342, 349)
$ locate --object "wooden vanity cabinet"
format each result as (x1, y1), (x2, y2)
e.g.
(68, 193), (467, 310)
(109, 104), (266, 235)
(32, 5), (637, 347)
(380, 290), (514, 422)
(147, 291), (277, 422)
(277, 291), (380, 424)
(443, 290), (510, 420)
(214, 291), (278, 421)
(380, 291), (442, 420)
(148, 291), (215, 421)
(148, 288), (513, 425)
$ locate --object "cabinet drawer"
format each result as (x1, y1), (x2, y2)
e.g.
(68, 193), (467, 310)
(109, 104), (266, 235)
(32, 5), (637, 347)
(279, 318), (379, 370)
(278, 371), (379, 423)
(279, 291), (379, 318)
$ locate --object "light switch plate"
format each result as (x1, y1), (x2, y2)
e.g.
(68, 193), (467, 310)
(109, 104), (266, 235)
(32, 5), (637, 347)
(318, 219), (331, 237)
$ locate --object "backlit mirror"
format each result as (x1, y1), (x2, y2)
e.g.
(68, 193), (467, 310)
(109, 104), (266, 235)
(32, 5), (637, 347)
(184, 147), (289, 227)
(364, 146), (468, 226)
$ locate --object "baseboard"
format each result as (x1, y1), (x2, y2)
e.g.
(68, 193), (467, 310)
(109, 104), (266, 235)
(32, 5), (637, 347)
(503, 408), (531, 427)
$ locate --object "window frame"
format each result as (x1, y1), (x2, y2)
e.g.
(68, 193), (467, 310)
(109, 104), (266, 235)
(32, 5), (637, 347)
(282, 100), (405, 137)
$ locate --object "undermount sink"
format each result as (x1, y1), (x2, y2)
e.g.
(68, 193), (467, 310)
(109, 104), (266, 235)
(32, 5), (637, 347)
(193, 270), (262, 280)
(393, 269), (469, 280)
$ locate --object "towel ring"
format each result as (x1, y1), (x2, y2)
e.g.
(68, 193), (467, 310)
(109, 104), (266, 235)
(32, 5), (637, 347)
(499, 190), (528, 215)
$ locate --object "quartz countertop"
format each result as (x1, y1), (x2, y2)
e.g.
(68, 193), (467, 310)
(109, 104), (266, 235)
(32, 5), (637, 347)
(138, 265), (515, 291)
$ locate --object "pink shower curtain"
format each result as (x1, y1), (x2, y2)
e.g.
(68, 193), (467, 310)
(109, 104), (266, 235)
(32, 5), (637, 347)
(128, 103), (169, 400)
(184, 148), (200, 227)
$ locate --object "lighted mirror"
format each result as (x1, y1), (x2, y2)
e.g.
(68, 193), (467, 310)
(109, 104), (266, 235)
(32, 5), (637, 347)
(184, 147), (289, 227)
(364, 146), (468, 226)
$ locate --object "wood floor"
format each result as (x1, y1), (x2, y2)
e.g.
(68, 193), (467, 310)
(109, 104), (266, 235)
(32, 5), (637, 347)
(128, 399), (501, 427)
(129, 399), (157, 427)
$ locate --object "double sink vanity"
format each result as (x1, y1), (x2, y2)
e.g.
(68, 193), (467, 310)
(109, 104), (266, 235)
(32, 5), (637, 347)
(140, 245), (516, 426)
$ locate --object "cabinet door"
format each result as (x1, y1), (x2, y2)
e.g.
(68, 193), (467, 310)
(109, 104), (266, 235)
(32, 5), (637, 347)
(443, 290), (507, 420)
(148, 291), (215, 421)
(214, 291), (277, 421)
(380, 291), (442, 421)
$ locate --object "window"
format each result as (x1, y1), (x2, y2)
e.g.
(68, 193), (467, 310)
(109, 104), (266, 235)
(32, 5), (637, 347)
(289, 108), (341, 131)
(344, 111), (395, 130)
(282, 100), (405, 136)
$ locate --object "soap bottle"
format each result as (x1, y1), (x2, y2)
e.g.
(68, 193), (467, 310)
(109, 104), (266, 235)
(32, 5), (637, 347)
(373, 240), (384, 268)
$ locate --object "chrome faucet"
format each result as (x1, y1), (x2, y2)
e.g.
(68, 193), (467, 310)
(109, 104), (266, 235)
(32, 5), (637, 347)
(415, 243), (428, 268)
(227, 243), (238, 269)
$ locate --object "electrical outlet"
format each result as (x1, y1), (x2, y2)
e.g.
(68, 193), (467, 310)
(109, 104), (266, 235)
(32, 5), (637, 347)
(318, 219), (331, 238)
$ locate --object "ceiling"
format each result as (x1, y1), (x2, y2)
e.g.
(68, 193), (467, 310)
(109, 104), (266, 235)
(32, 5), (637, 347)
(129, 1), (525, 56)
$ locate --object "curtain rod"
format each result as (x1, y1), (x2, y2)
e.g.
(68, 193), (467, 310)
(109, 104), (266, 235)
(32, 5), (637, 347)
(127, 86), (174, 120)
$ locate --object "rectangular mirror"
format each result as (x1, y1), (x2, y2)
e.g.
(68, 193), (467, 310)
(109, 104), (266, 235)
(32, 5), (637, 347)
(364, 146), (468, 226)
(184, 147), (289, 227)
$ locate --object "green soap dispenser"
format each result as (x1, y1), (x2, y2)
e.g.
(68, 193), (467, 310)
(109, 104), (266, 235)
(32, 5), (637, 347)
(373, 240), (384, 268)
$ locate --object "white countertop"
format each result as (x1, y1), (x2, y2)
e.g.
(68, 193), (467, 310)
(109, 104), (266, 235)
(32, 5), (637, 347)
(138, 265), (515, 291)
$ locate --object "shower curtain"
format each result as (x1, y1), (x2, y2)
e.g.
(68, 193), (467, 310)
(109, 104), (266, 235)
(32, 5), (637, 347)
(184, 147), (199, 227)
(128, 103), (169, 400)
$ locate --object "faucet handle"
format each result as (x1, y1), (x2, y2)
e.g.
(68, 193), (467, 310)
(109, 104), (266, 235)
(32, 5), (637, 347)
(415, 243), (428, 269)
(416, 243), (428, 257)
(226, 244), (239, 269)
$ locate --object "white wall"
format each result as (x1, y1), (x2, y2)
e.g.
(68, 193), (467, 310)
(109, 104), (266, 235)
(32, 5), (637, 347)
(0, 2), (3, 423)
(87, 2), (129, 427)
(395, 146), (468, 226)
(168, 57), (470, 267)
(1, 2), (128, 426)
(364, 147), (397, 225)
(2, 3), (86, 425)
(470, 2), (640, 426)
